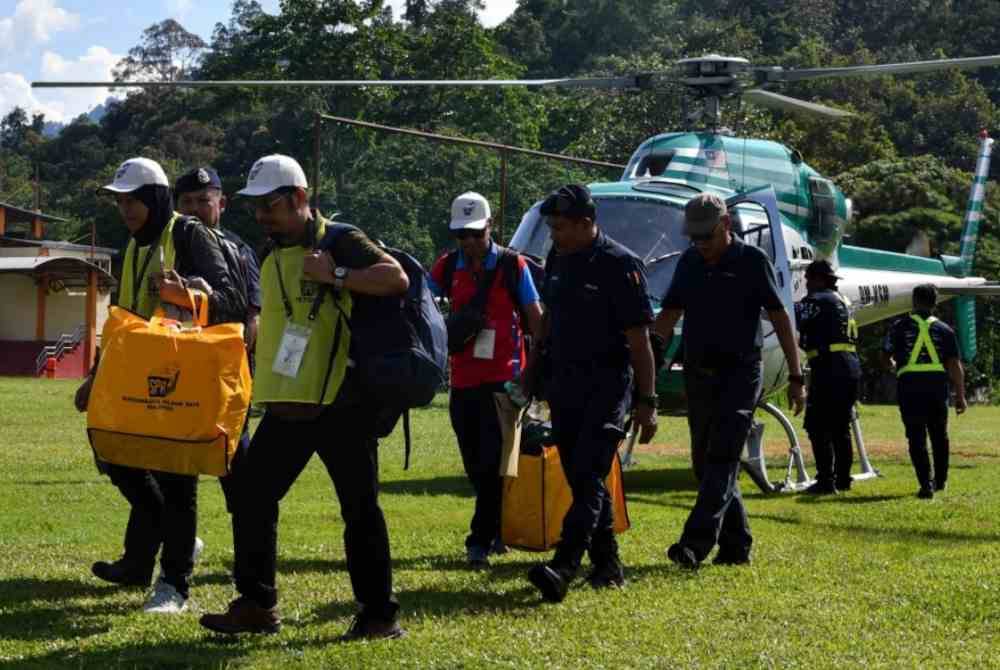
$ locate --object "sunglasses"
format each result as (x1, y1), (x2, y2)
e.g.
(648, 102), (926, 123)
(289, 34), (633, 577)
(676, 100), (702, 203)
(453, 229), (486, 241)
(688, 223), (720, 242)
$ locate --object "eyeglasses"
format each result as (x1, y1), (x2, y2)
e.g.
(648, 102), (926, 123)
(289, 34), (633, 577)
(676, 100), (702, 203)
(244, 194), (286, 216)
(453, 229), (486, 241)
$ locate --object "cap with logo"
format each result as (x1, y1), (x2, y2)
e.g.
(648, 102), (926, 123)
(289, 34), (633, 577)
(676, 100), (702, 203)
(99, 158), (169, 194)
(539, 183), (595, 220)
(684, 193), (727, 237)
(175, 166), (223, 196)
(236, 154), (308, 197)
(805, 259), (842, 280)
(449, 192), (491, 231)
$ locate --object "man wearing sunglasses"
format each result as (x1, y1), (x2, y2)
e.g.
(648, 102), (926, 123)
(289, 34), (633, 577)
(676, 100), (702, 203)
(428, 192), (543, 569)
(653, 193), (804, 570)
(524, 184), (658, 603)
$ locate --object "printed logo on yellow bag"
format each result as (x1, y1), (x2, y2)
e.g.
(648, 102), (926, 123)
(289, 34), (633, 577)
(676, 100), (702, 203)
(147, 367), (180, 399)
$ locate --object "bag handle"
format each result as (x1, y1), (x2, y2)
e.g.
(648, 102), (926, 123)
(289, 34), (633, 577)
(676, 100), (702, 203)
(152, 288), (209, 328)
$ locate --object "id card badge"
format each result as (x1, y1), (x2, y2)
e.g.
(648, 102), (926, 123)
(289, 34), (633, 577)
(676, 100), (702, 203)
(273, 323), (312, 378)
(473, 328), (497, 360)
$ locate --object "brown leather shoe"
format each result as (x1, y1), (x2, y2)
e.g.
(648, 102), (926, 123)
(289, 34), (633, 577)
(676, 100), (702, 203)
(339, 614), (406, 642)
(200, 596), (281, 635)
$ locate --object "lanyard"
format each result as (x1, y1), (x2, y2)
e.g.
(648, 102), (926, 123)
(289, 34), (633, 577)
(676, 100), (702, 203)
(272, 248), (329, 322)
(130, 235), (162, 313)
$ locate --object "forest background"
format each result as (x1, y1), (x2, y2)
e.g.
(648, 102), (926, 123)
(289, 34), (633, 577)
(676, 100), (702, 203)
(3, 0), (1000, 399)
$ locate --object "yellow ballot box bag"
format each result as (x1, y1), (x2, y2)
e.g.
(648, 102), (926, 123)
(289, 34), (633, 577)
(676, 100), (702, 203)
(501, 441), (630, 552)
(87, 301), (251, 477)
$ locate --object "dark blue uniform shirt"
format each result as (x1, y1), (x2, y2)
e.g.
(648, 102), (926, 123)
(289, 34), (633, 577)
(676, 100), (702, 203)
(219, 228), (262, 311)
(796, 289), (861, 382)
(883, 312), (959, 400)
(543, 230), (653, 372)
(661, 239), (784, 366)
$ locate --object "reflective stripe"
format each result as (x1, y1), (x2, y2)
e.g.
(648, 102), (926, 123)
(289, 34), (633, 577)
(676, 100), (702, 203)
(806, 343), (856, 360)
(836, 292), (859, 341)
(897, 315), (945, 376)
(119, 213), (179, 319)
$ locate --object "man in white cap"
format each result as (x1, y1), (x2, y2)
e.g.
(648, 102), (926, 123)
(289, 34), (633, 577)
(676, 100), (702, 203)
(200, 154), (410, 640)
(428, 192), (543, 568)
(74, 157), (247, 614)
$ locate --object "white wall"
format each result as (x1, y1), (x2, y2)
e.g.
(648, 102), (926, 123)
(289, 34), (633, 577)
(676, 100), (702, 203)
(0, 275), (38, 340)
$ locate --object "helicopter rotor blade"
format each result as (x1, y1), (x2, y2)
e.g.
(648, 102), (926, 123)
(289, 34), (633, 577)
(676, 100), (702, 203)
(31, 76), (651, 90)
(743, 89), (853, 118)
(760, 54), (1000, 83)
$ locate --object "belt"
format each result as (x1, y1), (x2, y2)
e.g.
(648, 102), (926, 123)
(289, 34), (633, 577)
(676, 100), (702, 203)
(806, 343), (856, 360)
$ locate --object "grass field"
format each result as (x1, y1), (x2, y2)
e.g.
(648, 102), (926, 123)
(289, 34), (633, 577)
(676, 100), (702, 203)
(1, 377), (998, 669)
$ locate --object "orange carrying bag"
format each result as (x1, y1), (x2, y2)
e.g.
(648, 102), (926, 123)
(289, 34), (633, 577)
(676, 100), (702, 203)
(87, 300), (251, 477)
(501, 444), (630, 552)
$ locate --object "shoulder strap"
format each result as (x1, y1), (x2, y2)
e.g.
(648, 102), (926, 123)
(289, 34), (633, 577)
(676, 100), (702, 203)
(497, 246), (523, 308)
(441, 250), (460, 298)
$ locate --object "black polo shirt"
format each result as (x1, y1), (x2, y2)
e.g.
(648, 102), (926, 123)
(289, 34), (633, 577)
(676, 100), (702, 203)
(883, 311), (960, 399)
(661, 239), (784, 366)
(543, 230), (653, 371)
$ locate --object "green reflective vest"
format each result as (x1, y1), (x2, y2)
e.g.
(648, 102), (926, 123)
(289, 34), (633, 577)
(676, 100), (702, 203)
(118, 213), (179, 318)
(254, 219), (353, 405)
(897, 314), (945, 377)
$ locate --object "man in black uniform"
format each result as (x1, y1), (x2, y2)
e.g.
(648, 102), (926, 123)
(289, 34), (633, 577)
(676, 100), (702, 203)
(882, 284), (967, 499)
(524, 184), (658, 602)
(796, 260), (862, 494)
(653, 193), (804, 569)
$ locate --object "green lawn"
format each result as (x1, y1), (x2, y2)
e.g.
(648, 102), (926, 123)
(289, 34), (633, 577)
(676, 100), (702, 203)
(1, 377), (998, 669)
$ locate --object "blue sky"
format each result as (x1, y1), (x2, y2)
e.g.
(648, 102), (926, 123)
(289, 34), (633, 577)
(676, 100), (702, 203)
(0, 0), (517, 123)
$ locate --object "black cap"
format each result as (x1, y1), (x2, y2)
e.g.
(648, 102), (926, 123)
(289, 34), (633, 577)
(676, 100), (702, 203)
(539, 183), (596, 220)
(174, 167), (222, 196)
(805, 259), (841, 280)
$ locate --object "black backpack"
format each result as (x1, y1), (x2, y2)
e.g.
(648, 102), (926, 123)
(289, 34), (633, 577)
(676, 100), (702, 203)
(440, 245), (545, 317)
(320, 223), (448, 468)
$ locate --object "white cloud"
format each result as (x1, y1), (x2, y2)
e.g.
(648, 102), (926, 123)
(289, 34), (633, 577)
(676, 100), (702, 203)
(1, 46), (123, 123)
(0, 0), (80, 53)
(165, 0), (194, 21)
(386, 0), (516, 27)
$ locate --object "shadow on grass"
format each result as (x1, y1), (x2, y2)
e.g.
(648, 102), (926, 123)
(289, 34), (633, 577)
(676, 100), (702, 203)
(0, 578), (123, 642)
(9, 638), (251, 669)
(381, 475), (472, 497)
(794, 494), (906, 505)
(754, 512), (1000, 544)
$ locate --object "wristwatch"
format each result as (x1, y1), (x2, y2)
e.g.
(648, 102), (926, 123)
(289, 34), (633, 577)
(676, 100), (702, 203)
(637, 393), (659, 408)
(788, 374), (805, 385)
(333, 266), (348, 290)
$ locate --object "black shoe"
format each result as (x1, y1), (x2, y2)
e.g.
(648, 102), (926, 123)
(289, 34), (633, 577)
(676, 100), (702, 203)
(528, 564), (570, 602)
(917, 486), (934, 499)
(339, 613), (406, 642)
(91, 559), (152, 588)
(712, 551), (751, 567)
(587, 559), (625, 589)
(805, 481), (838, 495)
(466, 545), (490, 570)
(836, 479), (852, 492)
(934, 480), (946, 492)
(666, 543), (699, 570)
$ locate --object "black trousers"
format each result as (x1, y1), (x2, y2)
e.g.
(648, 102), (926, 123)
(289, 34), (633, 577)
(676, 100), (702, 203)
(231, 403), (397, 620)
(804, 375), (858, 487)
(681, 361), (762, 562)
(105, 464), (197, 597)
(449, 382), (506, 550)
(898, 387), (950, 489)
(548, 366), (631, 569)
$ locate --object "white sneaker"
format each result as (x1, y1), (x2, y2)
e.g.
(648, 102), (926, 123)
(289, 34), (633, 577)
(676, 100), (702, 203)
(143, 579), (188, 614)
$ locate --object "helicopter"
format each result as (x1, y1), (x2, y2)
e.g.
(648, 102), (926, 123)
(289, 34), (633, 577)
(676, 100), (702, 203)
(33, 52), (1000, 492)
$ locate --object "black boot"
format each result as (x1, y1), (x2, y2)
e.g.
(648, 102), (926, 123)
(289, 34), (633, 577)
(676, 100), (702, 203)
(587, 532), (624, 589)
(528, 544), (579, 603)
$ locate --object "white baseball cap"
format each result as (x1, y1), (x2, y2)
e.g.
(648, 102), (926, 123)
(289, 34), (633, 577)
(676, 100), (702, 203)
(99, 158), (169, 193)
(449, 192), (491, 231)
(236, 154), (308, 197)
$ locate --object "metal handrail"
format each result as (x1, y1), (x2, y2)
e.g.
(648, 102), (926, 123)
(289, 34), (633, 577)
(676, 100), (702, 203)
(35, 323), (86, 375)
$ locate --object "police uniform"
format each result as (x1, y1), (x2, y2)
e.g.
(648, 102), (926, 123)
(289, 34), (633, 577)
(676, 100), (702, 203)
(542, 229), (653, 576)
(662, 237), (784, 564)
(884, 311), (960, 492)
(796, 284), (861, 491)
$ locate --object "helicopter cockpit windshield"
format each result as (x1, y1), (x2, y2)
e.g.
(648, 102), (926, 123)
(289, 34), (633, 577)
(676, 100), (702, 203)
(509, 196), (689, 302)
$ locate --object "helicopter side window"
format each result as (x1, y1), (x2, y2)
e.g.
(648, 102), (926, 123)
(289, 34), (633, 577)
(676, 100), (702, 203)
(730, 203), (776, 263)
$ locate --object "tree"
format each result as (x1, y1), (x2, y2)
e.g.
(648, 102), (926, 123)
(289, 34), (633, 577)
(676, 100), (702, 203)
(1, 107), (30, 151)
(113, 19), (208, 82)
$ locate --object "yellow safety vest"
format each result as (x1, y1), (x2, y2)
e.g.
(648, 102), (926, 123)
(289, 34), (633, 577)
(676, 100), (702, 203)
(805, 292), (858, 360)
(118, 213), (179, 318)
(897, 314), (945, 377)
(254, 218), (353, 406)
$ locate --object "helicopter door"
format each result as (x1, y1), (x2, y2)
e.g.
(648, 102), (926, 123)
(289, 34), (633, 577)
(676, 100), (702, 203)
(726, 187), (795, 320)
